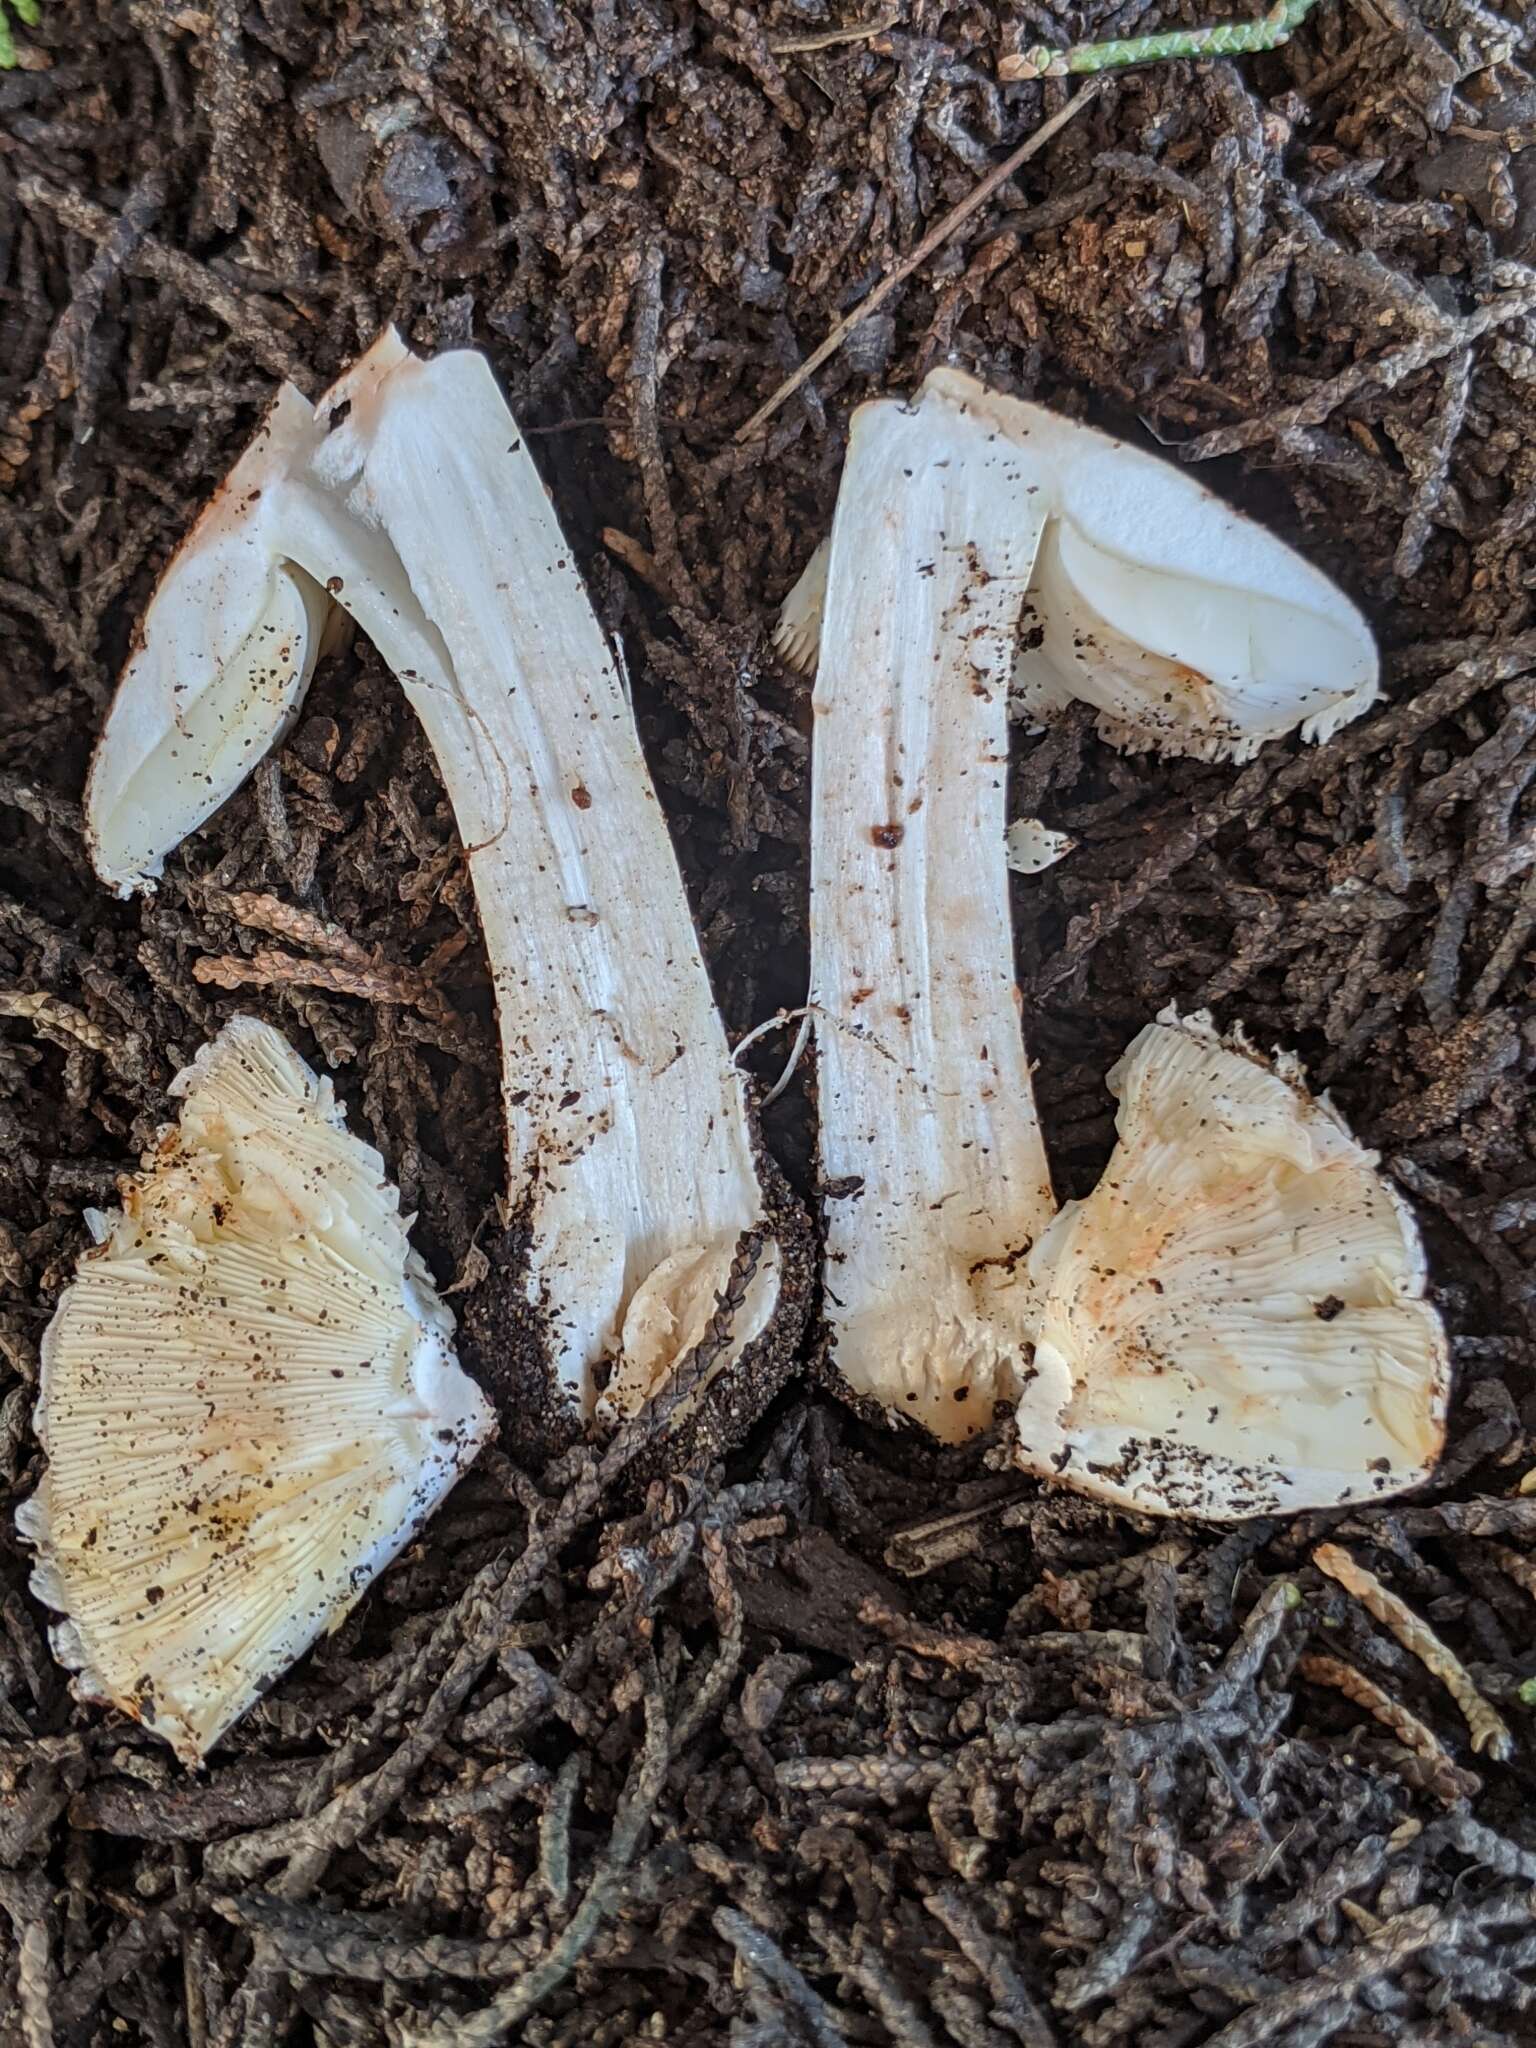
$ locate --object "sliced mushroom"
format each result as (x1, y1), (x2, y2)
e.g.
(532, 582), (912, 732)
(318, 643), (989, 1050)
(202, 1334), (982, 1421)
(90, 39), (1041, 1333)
(86, 333), (793, 1427)
(805, 369), (1446, 1513)
(778, 367), (1378, 763)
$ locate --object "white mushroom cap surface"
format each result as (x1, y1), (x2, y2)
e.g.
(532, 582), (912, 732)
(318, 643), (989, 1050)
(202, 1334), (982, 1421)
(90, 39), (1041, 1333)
(16, 1017), (493, 1763)
(1021, 1011), (1450, 1518)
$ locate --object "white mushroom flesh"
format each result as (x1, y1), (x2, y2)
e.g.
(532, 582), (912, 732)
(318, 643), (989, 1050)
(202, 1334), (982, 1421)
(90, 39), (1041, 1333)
(85, 332), (779, 1418)
(1005, 817), (1075, 874)
(779, 367), (1379, 764)
(809, 386), (1059, 1442)
(807, 371), (1447, 1511)
(85, 389), (332, 885)
(17, 1016), (493, 1763)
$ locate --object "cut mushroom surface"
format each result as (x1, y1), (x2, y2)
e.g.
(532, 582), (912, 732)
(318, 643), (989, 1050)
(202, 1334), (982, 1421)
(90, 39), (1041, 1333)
(779, 367), (1379, 763)
(807, 371), (1447, 1513)
(17, 1017), (493, 1763)
(84, 388), (333, 889)
(85, 332), (785, 1423)
(809, 385), (1058, 1442)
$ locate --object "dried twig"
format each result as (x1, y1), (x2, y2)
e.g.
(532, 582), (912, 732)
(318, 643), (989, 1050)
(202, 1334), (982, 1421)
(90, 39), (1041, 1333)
(769, 11), (899, 54)
(1393, 347), (1473, 581)
(1313, 1543), (1515, 1761)
(1298, 1653), (1480, 1805)
(193, 947), (445, 1012)
(409, 1665), (675, 2047)
(0, 1870), (53, 2048)
(16, 176), (311, 388)
(714, 1909), (850, 2048)
(599, 527), (674, 604)
(734, 86), (1099, 443)
(207, 891), (373, 968)
(627, 246), (701, 613)
(1185, 280), (1536, 461)
(1, 167), (166, 488)
(0, 989), (116, 1057)
(924, 1888), (1057, 2048)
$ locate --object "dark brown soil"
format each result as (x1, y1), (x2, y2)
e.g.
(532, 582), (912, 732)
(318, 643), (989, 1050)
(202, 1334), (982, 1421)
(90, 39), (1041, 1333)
(5, 2), (1536, 2043)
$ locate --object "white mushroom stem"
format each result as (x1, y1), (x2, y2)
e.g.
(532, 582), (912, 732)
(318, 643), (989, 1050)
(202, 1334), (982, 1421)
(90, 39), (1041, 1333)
(86, 333), (779, 1415)
(808, 372), (1448, 1512)
(810, 390), (1059, 1441)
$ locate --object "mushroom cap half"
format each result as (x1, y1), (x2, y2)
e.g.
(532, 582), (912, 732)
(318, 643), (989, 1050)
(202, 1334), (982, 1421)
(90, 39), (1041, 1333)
(16, 1016), (493, 1763)
(1020, 1010), (1450, 1518)
(85, 387), (332, 895)
(778, 367), (1379, 764)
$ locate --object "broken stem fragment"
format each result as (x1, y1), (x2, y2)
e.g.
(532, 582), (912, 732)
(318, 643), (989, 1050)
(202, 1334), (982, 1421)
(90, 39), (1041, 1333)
(1313, 1542), (1514, 1760)
(86, 333), (786, 1423)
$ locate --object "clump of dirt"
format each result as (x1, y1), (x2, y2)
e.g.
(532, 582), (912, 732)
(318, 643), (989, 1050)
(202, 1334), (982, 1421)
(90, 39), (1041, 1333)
(4, 1), (1536, 2042)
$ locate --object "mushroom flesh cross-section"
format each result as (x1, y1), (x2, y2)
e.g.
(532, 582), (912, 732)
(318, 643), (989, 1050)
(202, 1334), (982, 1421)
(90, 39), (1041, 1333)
(85, 332), (790, 1427)
(798, 368), (1448, 1516)
(777, 366), (1380, 762)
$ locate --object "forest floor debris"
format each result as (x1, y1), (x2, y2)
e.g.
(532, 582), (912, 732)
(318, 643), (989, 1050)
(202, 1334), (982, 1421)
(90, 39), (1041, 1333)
(5, 0), (1536, 2041)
